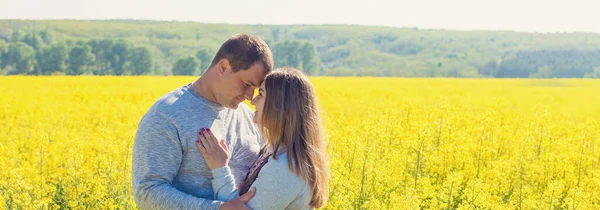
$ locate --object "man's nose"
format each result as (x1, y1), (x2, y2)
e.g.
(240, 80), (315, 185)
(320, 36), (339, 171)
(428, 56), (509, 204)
(244, 88), (254, 100)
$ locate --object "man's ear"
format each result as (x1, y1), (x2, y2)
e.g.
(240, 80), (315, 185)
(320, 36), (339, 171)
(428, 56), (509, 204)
(217, 59), (231, 76)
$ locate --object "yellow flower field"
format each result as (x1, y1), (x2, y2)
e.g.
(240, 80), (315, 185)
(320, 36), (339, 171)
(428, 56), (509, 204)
(1, 76), (599, 209)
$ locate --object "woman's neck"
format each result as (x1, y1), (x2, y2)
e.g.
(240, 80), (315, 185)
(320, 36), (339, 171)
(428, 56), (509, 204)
(267, 144), (286, 156)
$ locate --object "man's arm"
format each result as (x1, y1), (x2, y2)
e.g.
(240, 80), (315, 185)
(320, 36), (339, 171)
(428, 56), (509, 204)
(132, 110), (222, 210)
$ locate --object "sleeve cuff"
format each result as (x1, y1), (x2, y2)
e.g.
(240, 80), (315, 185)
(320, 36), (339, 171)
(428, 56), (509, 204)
(211, 166), (232, 179)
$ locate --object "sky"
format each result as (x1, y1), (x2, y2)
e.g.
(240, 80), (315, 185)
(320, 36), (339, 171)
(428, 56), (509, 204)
(1, 0), (599, 33)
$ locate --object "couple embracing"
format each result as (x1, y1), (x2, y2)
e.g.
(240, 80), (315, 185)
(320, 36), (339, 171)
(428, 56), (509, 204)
(132, 34), (328, 210)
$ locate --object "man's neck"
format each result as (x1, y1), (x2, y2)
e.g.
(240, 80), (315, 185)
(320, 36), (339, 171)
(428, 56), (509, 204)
(191, 73), (219, 104)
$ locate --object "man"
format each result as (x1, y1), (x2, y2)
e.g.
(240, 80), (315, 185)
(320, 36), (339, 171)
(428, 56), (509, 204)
(132, 34), (274, 210)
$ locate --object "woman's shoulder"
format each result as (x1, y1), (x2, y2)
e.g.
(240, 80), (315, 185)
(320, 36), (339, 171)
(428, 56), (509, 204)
(261, 152), (307, 186)
(263, 152), (294, 173)
(253, 152), (312, 209)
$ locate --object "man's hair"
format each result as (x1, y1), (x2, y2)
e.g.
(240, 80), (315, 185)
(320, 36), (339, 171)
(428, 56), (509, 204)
(210, 34), (274, 73)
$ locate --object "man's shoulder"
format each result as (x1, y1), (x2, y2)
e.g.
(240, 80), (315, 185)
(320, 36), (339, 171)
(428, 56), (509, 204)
(146, 86), (189, 116)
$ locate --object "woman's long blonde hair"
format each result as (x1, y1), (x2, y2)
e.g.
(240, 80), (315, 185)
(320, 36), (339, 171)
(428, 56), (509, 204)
(259, 67), (328, 208)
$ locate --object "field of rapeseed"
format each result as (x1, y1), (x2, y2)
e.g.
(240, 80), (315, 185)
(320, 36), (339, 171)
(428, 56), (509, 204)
(1, 76), (599, 209)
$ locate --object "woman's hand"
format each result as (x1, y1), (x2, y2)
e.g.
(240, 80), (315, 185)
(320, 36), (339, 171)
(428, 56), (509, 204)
(196, 128), (230, 171)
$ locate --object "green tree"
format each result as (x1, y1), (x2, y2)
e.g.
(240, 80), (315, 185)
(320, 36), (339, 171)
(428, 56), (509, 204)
(88, 39), (115, 75)
(68, 45), (95, 75)
(39, 30), (53, 44)
(0, 28), (11, 41)
(130, 46), (153, 75)
(300, 42), (320, 75)
(530, 66), (552, 78)
(11, 30), (25, 42)
(271, 28), (281, 42)
(23, 32), (44, 50)
(110, 40), (131, 75)
(0, 43), (7, 70)
(479, 60), (497, 77)
(172, 56), (199, 75)
(37, 42), (68, 75)
(584, 66), (600, 78)
(195, 49), (213, 73)
(273, 41), (302, 69)
(5, 42), (36, 74)
(284, 41), (301, 68)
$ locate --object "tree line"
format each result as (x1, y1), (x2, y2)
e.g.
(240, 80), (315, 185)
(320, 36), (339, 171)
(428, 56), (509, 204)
(2, 20), (600, 78)
(0, 29), (321, 76)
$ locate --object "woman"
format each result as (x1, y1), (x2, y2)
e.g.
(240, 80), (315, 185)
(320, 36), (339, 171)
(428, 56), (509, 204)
(195, 68), (329, 209)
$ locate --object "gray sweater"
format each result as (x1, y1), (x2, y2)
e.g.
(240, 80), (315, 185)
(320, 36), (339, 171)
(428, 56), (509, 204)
(211, 152), (313, 210)
(132, 84), (262, 210)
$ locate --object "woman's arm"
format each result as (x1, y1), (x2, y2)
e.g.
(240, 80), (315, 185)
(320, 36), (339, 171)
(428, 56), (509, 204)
(210, 166), (242, 201)
(197, 129), (306, 209)
(196, 128), (240, 201)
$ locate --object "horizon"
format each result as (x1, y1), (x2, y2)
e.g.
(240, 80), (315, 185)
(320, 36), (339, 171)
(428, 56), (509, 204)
(1, 0), (599, 34)
(2, 18), (599, 35)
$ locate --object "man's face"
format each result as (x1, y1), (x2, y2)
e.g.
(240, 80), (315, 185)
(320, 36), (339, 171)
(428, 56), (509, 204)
(250, 82), (266, 124)
(214, 62), (267, 109)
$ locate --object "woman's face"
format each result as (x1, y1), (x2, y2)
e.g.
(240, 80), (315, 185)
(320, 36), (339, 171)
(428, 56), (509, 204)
(250, 82), (266, 125)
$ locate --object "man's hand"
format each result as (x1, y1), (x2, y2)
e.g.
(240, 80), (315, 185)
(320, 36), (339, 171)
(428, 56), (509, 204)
(196, 128), (230, 171)
(219, 187), (256, 210)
